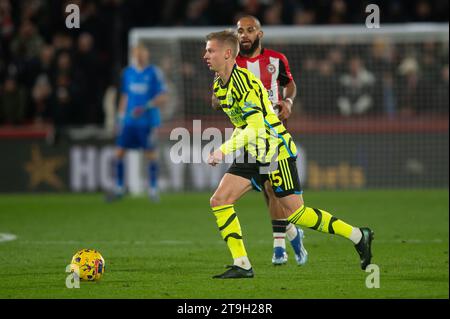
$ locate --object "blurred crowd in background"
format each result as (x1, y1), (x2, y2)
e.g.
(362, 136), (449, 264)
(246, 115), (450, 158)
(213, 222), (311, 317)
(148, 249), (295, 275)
(178, 38), (449, 118)
(0, 0), (448, 126)
(280, 40), (448, 117)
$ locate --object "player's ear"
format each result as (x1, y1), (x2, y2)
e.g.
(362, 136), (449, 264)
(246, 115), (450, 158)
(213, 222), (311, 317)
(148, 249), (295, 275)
(224, 48), (231, 60)
(258, 30), (264, 39)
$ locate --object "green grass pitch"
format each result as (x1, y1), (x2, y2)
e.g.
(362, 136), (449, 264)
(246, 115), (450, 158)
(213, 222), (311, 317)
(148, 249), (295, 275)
(0, 190), (448, 298)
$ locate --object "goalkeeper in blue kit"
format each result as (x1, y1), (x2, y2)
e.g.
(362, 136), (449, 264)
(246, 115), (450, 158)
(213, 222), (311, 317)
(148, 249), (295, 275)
(107, 43), (168, 202)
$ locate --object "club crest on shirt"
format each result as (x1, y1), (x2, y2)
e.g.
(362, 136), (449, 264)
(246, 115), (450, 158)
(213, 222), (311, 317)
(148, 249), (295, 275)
(266, 63), (276, 74)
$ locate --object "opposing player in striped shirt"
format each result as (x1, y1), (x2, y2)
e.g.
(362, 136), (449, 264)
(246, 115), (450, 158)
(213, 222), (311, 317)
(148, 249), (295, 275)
(236, 15), (307, 266)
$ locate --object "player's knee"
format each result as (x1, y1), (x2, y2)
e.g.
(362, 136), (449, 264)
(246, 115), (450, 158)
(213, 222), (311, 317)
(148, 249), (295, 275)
(116, 148), (125, 158)
(210, 195), (222, 208)
(210, 194), (234, 208)
(144, 151), (157, 161)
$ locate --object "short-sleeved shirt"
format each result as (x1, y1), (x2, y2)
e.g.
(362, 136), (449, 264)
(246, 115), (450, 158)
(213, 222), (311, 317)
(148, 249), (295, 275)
(121, 65), (166, 127)
(236, 49), (293, 106)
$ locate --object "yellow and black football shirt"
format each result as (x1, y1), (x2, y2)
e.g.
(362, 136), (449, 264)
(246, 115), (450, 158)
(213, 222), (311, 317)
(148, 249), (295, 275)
(213, 64), (297, 164)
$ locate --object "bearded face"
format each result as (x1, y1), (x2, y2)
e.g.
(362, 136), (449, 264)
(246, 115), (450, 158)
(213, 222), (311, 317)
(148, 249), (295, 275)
(239, 36), (260, 56)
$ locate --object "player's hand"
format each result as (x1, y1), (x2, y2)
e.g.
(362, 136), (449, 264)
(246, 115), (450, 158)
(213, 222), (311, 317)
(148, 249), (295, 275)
(211, 94), (221, 110)
(275, 99), (293, 121)
(131, 105), (146, 118)
(208, 149), (224, 166)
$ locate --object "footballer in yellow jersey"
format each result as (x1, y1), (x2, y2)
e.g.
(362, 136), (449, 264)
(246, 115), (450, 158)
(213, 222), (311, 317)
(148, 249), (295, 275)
(208, 16), (307, 268)
(204, 30), (373, 279)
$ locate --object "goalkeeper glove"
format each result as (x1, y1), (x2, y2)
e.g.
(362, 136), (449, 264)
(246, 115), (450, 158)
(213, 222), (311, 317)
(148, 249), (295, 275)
(131, 105), (146, 118)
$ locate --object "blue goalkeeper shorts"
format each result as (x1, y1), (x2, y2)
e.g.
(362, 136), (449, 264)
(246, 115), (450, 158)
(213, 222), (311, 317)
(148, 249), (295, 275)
(117, 124), (157, 151)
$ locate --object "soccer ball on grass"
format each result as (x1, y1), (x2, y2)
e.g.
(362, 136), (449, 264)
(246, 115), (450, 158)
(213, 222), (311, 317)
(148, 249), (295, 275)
(70, 249), (105, 281)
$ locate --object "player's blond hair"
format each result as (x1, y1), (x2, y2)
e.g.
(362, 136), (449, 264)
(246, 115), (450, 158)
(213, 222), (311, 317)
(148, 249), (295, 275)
(206, 30), (239, 58)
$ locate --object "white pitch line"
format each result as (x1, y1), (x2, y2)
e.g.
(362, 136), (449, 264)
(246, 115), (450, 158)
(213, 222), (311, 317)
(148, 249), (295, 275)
(0, 233), (17, 243)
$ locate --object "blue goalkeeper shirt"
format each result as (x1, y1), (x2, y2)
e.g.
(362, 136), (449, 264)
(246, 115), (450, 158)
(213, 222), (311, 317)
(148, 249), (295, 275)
(121, 65), (167, 127)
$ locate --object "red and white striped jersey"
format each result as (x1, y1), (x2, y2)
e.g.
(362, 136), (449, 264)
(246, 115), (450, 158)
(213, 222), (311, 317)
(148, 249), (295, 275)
(236, 48), (294, 105)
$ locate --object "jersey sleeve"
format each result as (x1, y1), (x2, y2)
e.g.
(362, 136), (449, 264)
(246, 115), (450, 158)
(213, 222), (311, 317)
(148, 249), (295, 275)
(220, 90), (265, 155)
(277, 53), (293, 87)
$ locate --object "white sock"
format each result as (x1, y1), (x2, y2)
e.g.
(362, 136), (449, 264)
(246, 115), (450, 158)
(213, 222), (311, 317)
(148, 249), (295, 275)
(234, 256), (252, 270)
(273, 232), (286, 249)
(285, 223), (298, 241)
(349, 227), (363, 244)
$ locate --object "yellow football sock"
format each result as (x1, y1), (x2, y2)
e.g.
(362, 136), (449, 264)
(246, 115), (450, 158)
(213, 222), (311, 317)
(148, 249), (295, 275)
(212, 204), (248, 259)
(287, 205), (353, 239)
